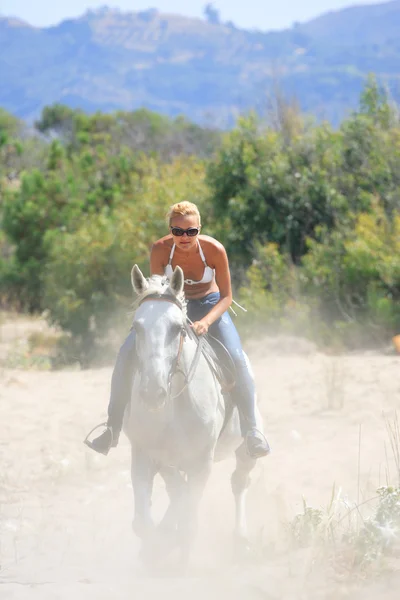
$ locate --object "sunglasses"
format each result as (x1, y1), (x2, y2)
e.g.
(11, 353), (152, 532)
(170, 226), (200, 237)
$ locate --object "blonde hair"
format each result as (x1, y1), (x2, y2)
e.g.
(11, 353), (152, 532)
(166, 201), (201, 225)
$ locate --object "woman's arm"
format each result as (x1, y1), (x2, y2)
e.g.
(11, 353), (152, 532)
(193, 243), (233, 335)
(150, 241), (166, 276)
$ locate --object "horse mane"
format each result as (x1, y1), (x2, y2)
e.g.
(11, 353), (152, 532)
(132, 275), (187, 317)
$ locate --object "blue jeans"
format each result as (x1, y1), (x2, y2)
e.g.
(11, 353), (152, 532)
(107, 293), (257, 435)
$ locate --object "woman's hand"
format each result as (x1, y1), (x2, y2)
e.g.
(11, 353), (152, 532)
(191, 320), (209, 336)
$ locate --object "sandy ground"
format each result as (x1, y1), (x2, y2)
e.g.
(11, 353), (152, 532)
(1, 314), (400, 599)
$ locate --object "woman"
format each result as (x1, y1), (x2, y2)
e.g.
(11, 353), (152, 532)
(86, 201), (270, 459)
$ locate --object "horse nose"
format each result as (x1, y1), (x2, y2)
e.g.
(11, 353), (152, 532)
(140, 385), (167, 411)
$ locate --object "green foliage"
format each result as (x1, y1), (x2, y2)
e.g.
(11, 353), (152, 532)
(290, 500), (324, 547)
(0, 109), (26, 184)
(302, 205), (400, 347)
(42, 158), (207, 363)
(1, 167), (89, 311)
(207, 78), (400, 275)
(35, 103), (80, 140)
(235, 243), (306, 336)
(343, 486), (400, 566)
(0, 135), (145, 311)
(0, 108), (22, 140)
(35, 105), (221, 160)
(207, 114), (351, 267)
(2, 76), (400, 363)
(359, 74), (394, 130)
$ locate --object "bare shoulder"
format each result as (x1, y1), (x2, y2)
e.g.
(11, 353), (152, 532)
(151, 235), (174, 266)
(152, 234), (174, 253)
(199, 235), (228, 264)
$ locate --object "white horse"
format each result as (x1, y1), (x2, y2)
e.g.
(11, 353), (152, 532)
(124, 264), (263, 564)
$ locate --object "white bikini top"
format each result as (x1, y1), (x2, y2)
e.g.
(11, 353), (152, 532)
(164, 241), (215, 285)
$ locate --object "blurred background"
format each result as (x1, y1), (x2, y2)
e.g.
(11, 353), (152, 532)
(1, 0), (400, 365)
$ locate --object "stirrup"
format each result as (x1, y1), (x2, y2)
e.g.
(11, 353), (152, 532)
(83, 422), (113, 453)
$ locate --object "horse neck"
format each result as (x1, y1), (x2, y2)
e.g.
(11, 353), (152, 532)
(180, 335), (222, 400)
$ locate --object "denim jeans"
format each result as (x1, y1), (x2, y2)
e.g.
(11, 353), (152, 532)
(107, 293), (257, 435)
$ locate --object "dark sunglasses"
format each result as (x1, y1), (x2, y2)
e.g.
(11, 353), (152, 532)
(170, 226), (200, 237)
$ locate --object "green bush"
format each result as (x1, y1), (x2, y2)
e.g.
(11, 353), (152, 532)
(42, 157), (207, 364)
(2, 79), (400, 361)
(301, 204), (400, 347)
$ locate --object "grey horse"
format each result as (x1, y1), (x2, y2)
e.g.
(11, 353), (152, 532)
(124, 264), (263, 564)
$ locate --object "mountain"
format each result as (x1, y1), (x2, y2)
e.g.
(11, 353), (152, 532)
(1, 2), (400, 126)
(300, 0), (400, 45)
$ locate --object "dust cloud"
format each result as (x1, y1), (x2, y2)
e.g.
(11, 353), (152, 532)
(1, 314), (400, 599)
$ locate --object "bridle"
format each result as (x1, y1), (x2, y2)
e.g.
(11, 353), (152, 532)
(84, 290), (237, 447)
(137, 293), (206, 400)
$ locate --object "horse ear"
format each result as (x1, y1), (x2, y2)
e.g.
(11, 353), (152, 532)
(131, 264), (148, 295)
(170, 266), (184, 296)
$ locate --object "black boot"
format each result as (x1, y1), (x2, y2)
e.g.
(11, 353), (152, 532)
(245, 428), (271, 459)
(84, 424), (120, 456)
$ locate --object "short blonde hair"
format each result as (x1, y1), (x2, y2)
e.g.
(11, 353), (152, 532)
(166, 201), (201, 225)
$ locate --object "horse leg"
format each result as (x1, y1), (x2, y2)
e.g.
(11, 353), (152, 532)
(131, 446), (157, 540)
(231, 444), (257, 560)
(178, 458), (212, 567)
(158, 466), (185, 535)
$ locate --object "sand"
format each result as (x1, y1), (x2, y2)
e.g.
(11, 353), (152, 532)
(1, 314), (400, 599)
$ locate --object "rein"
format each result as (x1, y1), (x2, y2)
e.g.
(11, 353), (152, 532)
(137, 292), (234, 400)
(138, 292), (205, 399)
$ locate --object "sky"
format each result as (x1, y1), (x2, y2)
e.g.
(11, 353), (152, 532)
(0, 0), (388, 31)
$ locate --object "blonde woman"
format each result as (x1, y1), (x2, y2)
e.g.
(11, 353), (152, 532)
(87, 201), (270, 458)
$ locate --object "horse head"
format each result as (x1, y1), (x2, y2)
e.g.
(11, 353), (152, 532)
(130, 264), (186, 411)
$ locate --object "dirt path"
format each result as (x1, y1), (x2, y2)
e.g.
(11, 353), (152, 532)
(1, 322), (400, 598)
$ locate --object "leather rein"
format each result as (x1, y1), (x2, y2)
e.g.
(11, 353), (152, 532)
(138, 293), (206, 399)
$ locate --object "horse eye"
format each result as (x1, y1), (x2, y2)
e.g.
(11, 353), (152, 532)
(166, 325), (181, 345)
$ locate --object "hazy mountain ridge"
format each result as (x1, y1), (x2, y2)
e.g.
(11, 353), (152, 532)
(300, 0), (400, 44)
(1, 2), (400, 125)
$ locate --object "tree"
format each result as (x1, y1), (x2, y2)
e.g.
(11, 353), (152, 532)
(34, 104), (82, 142)
(42, 156), (207, 363)
(358, 74), (396, 130)
(203, 3), (220, 25)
